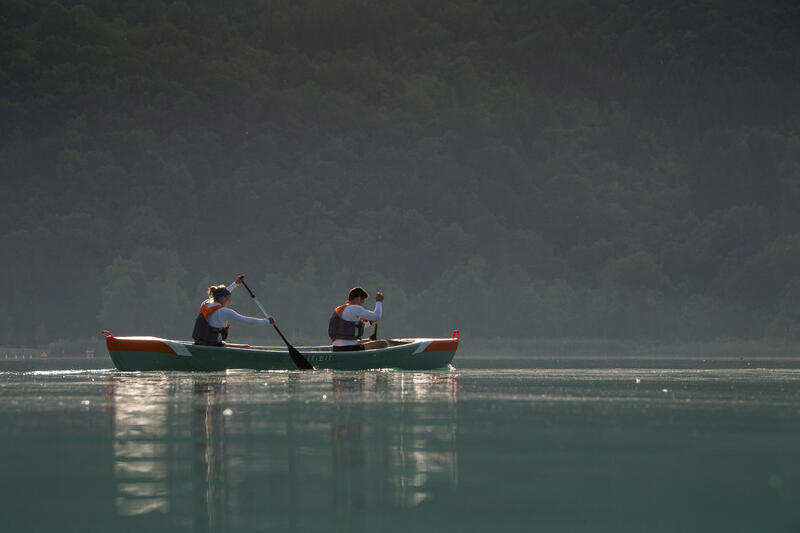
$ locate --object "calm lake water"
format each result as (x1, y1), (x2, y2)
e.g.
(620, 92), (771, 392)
(1, 355), (799, 532)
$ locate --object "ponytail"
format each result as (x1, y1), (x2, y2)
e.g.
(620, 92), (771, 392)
(208, 284), (226, 299)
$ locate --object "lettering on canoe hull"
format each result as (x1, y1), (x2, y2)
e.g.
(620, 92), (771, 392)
(306, 354), (333, 363)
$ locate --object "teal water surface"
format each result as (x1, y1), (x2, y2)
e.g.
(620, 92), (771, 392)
(1, 355), (799, 532)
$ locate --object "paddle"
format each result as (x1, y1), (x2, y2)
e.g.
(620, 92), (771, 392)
(240, 280), (314, 370)
(367, 292), (382, 341)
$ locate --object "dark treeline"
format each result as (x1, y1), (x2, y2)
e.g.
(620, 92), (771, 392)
(2, 0), (800, 345)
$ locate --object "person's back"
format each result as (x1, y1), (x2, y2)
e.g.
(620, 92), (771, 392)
(193, 296), (229, 346)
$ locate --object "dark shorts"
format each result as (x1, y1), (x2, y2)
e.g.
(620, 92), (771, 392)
(332, 344), (366, 352)
(194, 340), (224, 347)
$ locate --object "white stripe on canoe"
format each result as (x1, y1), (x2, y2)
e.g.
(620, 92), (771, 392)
(163, 340), (192, 357)
(413, 341), (432, 354)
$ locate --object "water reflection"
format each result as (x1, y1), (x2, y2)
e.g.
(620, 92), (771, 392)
(193, 379), (228, 531)
(330, 373), (460, 510)
(110, 375), (171, 517)
(108, 371), (459, 530)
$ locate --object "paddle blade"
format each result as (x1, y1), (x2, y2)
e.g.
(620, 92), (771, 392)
(288, 344), (314, 370)
(272, 324), (313, 370)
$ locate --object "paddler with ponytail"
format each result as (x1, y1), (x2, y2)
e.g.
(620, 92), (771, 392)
(192, 274), (275, 346)
(328, 286), (389, 351)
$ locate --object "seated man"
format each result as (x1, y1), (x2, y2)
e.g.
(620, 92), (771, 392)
(328, 287), (389, 351)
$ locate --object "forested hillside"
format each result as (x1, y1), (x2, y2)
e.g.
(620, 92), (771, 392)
(2, 0), (800, 345)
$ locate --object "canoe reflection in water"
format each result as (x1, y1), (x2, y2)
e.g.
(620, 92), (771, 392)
(109, 375), (231, 527)
(110, 375), (171, 517)
(108, 371), (459, 530)
(330, 373), (460, 510)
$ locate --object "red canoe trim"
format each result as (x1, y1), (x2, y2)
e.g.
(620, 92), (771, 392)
(422, 339), (459, 352)
(105, 336), (176, 354)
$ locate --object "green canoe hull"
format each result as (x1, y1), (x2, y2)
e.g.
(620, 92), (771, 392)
(103, 332), (459, 371)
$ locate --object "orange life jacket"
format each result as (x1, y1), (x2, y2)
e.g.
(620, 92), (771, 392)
(200, 301), (231, 326)
(200, 301), (224, 321)
(329, 302), (365, 340)
(192, 300), (230, 345)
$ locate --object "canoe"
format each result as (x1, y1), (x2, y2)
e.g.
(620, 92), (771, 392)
(102, 330), (460, 371)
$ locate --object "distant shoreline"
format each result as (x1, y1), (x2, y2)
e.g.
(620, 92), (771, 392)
(459, 338), (800, 357)
(9, 336), (800, 359)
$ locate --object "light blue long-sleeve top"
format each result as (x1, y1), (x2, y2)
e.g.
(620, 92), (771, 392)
(204, 281), (269, 328)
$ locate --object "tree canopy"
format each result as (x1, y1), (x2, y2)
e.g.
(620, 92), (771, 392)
(2, 0), (799, 344)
